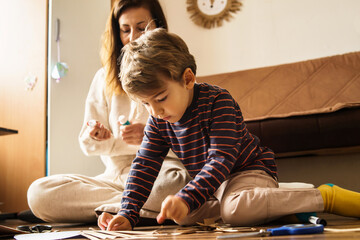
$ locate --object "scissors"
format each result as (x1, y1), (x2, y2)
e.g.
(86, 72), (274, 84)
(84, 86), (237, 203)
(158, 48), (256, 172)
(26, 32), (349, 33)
(16, 224), (52, 233)
(217, 224), (324, 238)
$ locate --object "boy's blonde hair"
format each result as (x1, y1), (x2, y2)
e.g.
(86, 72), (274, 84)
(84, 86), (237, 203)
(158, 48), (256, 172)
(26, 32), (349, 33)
(120, 28), (196, 97)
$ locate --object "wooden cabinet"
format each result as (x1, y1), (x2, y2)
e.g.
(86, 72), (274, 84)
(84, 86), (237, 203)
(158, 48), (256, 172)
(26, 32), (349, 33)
(0, 0), (47, 212)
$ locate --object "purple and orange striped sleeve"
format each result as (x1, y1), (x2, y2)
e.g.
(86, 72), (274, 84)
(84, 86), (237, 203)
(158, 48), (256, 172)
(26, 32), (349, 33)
(117, 121), (170, 228)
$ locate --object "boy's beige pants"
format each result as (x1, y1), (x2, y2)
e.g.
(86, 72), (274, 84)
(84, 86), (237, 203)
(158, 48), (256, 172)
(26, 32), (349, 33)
(179, 170), (324, 226)
(28, 158), (323, 225)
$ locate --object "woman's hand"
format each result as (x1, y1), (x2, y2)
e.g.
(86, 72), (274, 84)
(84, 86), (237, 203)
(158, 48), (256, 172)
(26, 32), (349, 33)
(157, 195), (189, 224)
(89, 121), (111, 141)
(119, 123), (145, 145)
(97, 212), (132, 231)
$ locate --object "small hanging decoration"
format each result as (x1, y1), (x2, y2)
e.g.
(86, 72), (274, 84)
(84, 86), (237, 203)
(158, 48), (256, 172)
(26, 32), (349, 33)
(51, 62), (69, 83)
(51, 18), (69, 83)
(187, 0), (242, 29)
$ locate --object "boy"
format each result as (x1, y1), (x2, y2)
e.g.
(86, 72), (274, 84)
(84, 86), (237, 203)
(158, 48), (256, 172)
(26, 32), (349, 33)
(98, 28), (360, 231)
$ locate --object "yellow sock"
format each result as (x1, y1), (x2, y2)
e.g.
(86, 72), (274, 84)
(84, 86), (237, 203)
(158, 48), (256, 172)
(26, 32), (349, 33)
(318, 184), (360, 218)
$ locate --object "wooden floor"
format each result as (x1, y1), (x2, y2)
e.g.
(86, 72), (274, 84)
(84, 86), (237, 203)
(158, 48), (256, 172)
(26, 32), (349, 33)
(1, 213), (360, 239)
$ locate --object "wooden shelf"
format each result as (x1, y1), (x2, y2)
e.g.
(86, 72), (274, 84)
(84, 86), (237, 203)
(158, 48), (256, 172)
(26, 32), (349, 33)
(0, 127), (18, 136)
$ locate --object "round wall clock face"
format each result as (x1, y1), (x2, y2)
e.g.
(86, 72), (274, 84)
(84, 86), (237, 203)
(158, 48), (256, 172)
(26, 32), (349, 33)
(197, 0), (229, 16)
(187, 0), (242, 29)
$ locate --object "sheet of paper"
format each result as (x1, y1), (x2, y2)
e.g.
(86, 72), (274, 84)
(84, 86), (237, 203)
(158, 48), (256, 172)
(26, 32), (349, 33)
(14, 231), (82, 240)
(14, 229), (161, 240)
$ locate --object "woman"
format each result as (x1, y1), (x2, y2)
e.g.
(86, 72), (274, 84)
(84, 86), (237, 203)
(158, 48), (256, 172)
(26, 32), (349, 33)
(27, 0), (218, 223)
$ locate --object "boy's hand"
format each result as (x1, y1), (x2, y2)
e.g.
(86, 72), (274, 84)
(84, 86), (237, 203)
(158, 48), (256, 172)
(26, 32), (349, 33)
(119, 123), (145, 145)
(157, 195), (189, 224)
(97, 212), (132, 231)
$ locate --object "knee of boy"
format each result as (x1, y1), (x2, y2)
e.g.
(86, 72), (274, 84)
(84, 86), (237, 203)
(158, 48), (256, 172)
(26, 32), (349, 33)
(220, 193), (262, 226)
(221, 206), (259, 226)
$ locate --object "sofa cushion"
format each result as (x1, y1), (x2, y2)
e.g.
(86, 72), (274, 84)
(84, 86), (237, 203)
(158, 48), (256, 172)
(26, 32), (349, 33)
(197, 51), (360, 122)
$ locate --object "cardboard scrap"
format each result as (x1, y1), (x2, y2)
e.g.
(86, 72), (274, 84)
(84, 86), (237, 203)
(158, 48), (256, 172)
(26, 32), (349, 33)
(0, 224), (28, 235)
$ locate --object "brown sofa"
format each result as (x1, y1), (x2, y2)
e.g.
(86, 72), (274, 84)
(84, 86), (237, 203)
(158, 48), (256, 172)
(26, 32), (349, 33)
(197, 51), (360, 158)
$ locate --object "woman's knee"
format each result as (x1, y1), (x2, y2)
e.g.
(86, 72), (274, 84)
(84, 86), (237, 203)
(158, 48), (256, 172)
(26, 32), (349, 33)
(27, 175), (73, 220)
(144, 160), (191, 212)
(158, 158), (191, 186)
(27, 177), (51, 209)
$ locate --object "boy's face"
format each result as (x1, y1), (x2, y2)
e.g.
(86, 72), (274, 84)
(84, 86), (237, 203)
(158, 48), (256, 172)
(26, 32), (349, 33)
(135, 69), (195, 123)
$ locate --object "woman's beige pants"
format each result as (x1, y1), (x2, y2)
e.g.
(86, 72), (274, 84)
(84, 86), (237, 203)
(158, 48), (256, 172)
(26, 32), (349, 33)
(27, 158), (193, 223)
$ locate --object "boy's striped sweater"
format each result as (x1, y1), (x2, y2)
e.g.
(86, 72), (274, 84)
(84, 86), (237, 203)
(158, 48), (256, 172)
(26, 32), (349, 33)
(118, 83), (277, 227)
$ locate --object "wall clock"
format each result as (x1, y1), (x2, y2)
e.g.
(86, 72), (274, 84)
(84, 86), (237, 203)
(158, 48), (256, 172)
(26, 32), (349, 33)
(186, 0), (242, 29)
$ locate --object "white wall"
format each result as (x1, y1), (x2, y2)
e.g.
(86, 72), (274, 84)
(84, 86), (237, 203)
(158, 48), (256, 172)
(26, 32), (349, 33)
(160, 0), (360, 76)
(48, 0), (110, 175)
